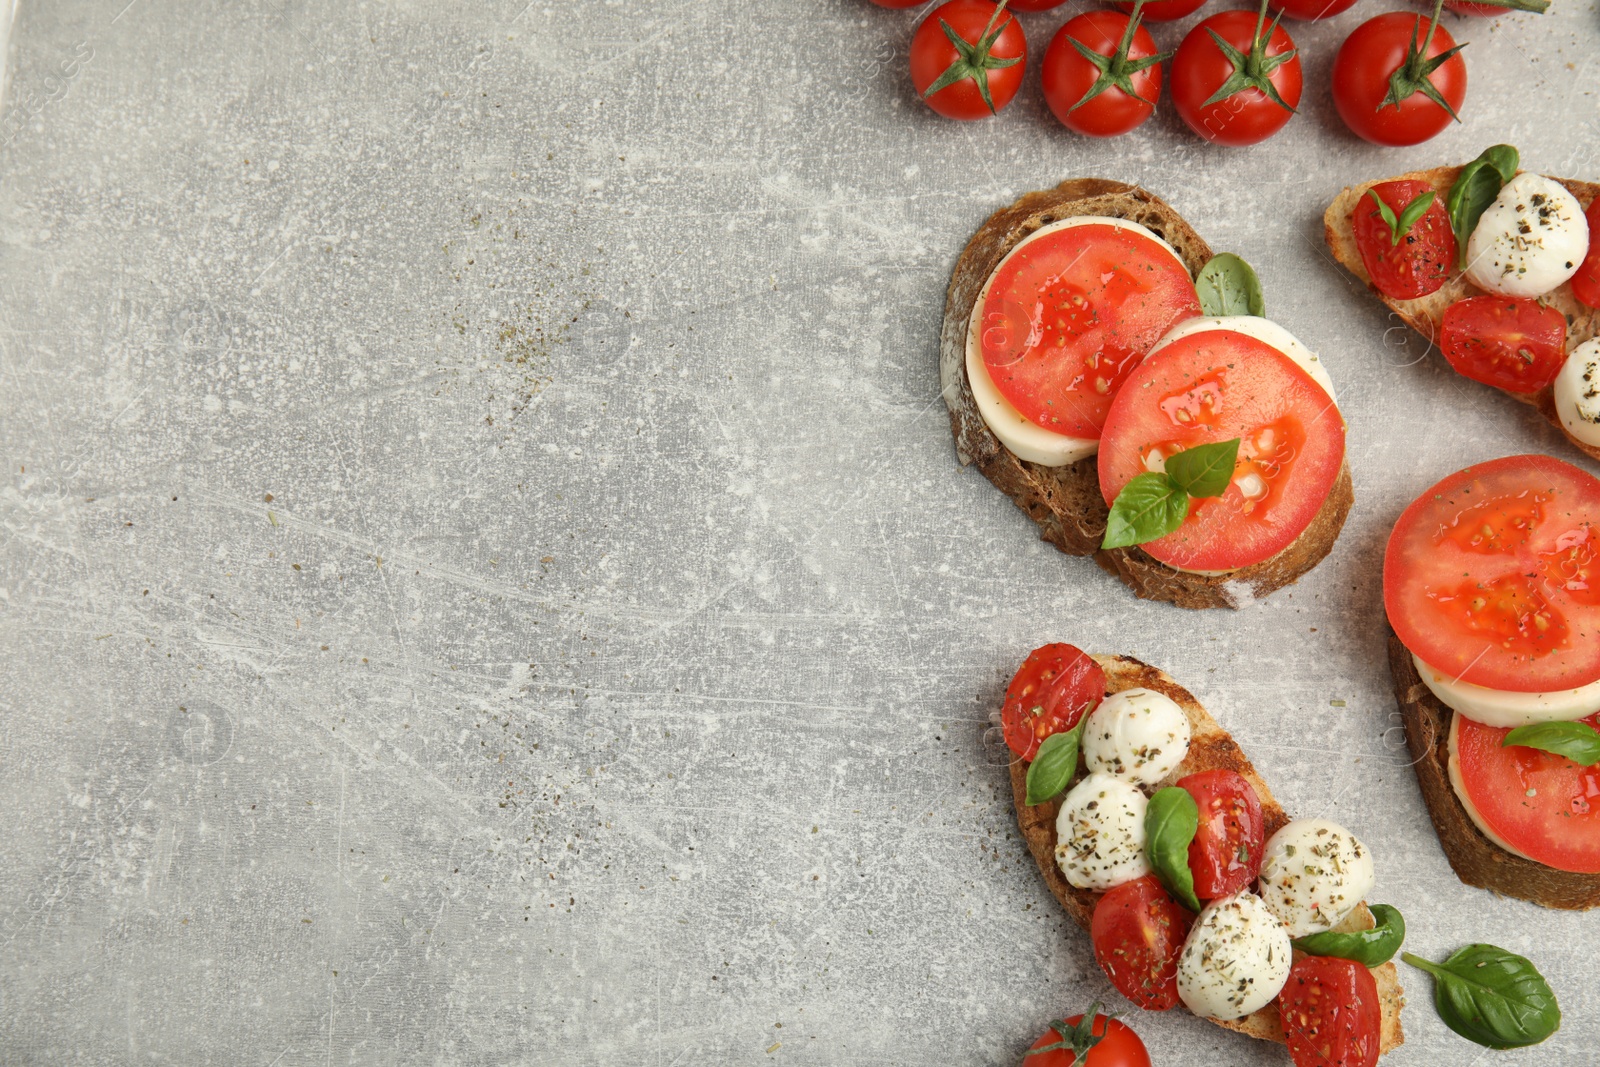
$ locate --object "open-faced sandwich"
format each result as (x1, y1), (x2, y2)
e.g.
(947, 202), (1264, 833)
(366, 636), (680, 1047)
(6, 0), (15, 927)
(1387, 453), (1600, 910)
(1325, 146), (1600, 460)
(941, 180), (1351, 610)
(1000, 643), (1404, 1064)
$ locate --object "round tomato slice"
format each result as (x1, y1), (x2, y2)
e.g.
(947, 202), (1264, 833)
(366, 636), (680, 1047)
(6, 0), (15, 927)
(1178, 770), (1265, 900)
(1385, 454), (1600, 692)
(979, 224), (1201, 439)
(1440, 296), (1567, 395)
(1090, 874), (1194, 1011)
(1453, 711), (1600, 873)
(1572, 199), (1600, 310)
(1280, 957), (1381, 1067)
(1097, 331), (1346, 572)
(1001, 644), (1106, 760)
(1353, 180), (1456, 301)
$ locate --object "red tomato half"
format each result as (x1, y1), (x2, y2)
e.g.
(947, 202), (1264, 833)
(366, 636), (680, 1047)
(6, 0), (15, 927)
(1572, 199), (1600, 310)
(1353, 180), (1457, 300)
(1042, 13), (1164, 138)
(1280, 957), (1382, 1067)
(1440, 296), (1567, 395)
(1025, 1013), (1152, 1067)
(1109, 0), (1207, 21)
(1090, 875), (1194, 1011)
(1333, 14), (1466, 147)
(1271, 0), (1358, 18)
(1179, 770), (1265, 900)
(1384, 454), (1600, 692)
(1170, 11), (1302, 147)
(911, 0), (1027, 121)
(1002, 644), (1106, 760)
(1098, 331), (1346, 572)
(980, 225), (1200, 438)
(1454, 711), (1600, 873)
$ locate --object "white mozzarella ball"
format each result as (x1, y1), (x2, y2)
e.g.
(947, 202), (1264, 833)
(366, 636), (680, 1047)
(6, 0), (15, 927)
(1177, 893), (1293, 1020)
(1082, 687), (1193, 787)
(1466, 173), (1589, 298)
(1555, 339), (1600, 449)
(1257, 819), (1375, 937)
(1054, 772), (1151, 891)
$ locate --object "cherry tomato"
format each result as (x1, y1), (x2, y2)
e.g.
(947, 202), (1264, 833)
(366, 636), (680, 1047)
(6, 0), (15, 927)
(1109, 0), (1208, 21)
(1170, 9), (1302, 146)
(867, 0), (924, 7)
(1332, 13), (1466, 146)
(910, 0), (1027, 121)
(1179, 770), (1265, 900)
(1010, 0), (1072, 9)
(1270, 0), (1358, 17)
(1001, 644), (1105, 761)
(1280, 957), (1382, 1067)
(1572, 199), (1600, 309)
(1439, 296), (1567, 395)
(1352, 180), (1457, 300)
(1025, 1013), (1151, 1067)
(1090, 875), (1194, 1011)
(1384, 454), (1600, 692)
(1041, 11), (1165, 138)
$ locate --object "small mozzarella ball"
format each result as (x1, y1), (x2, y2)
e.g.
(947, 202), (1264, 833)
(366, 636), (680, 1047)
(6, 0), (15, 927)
(1054, 772), (1151, 891)
(1257, 819), (1375, 937)
(1082, 687), (1193, 787)
(1466, 173), (1589, 298)
(1555, 339), (1600, 448)
(1177, 893), (1293, 1020)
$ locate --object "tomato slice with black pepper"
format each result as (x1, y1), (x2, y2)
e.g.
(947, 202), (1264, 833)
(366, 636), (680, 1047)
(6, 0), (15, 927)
(1097, 330), (1346, 572)
(1001, 644), (1106, 760)
(1178, 770), (1265, 900)
(1090, 874), (1194, 1011)
(1384, 454), (1600, 692)
(1280, 956), (1381, 1067)
(1352, 180), (1456, 300)
(1572, 199), (1600, 310)
(979, 223), (1201, 439)
(1440, 296), (1567, 396)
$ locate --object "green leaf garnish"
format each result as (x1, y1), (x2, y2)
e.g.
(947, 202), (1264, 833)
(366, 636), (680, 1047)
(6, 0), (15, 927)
(1144, 786), (1201, 912)
(1164, 438), (1241, 498)
(1502, 720), (1600, 766)
(1101, 439), (1242, 550)
(1294, 904), (1406, 967)
(1195, 253), (1266, 318)
(1024, 717), (1089, 806)
(1446, 144), (1519, 268)
(1367, 188), (1438, 248)
(1403, 944), (1560, 1049)
(921, 0), (1022, 116)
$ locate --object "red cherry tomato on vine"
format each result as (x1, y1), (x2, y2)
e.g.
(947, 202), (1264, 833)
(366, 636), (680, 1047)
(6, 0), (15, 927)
(1109, 0), (1208, 21)
(1170, 6), (1302, 146)
(1332, 13), (1466, 146)
(1041, 10), (1167, 137)
(1352, 180), (1457, 300)
(1440, 296), (1567, 395)
(910, 0), (1027, 121)
(1572, 199), (1600, 310)
(1269, 0), (1357, 18)
(1025, 1009), (1152, 1067)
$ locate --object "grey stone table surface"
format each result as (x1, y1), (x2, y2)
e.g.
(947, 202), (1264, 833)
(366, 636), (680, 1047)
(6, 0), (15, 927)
(2, 0), (1599, 1063)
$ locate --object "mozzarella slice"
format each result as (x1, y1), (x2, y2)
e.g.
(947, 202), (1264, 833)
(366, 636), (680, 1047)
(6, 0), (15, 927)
(1082, 687), (1192, 787)
(1150, 315), (1338, 404)
(1466, 173), (1589, 298)
(1413, 651), (1600, 728)
(964, 217), (1189, 467)
(1257, 819), (1375, 937)
(1555, 339), (1600, 449)
(1446, 712), (1540, 863)
(1176, 893), (1292, 1020)
(1054, 772), (1151, 891)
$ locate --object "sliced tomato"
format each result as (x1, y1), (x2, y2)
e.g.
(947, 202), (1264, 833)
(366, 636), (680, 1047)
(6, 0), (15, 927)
(1097, 330), (1346, 572)
(1573, 199), (1600, 310)
(1090, 875), (1194, 1011)
(1440, 296), (1567, 395)
(1001, 644), (1105, 760)
(1454, 711), (1600, 873)
(1178, 770), (1265, 900)
(980, 224), (1201, 439)
(1384, 454), (1600, 692)
(1352, 180), (1457, 300)
(1280, 957), (1381, 1067)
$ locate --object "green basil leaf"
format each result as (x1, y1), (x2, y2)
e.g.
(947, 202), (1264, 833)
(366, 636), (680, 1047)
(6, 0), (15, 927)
(1293, 903), (1406, 968)
(1195, 253), (1265, 318)
(1446, 145), (1519, 268)
(1024, 718), (1087, 807)
(1393, 190), (1438, 245)
(1144, 786), (1201, 913)
(1366, 189), (1402, 245)
(1502, 720), (1600, 766)
(1164, 438), (1241, 499)
(1403, 945), (1560, 1050)
(1101, 472), (1188, 550)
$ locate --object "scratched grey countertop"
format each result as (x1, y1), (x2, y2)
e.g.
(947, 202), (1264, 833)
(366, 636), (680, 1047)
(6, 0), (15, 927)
(2, 1), (1598, 1064)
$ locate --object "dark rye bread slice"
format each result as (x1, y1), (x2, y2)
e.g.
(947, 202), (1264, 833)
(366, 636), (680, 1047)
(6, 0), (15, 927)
(1010, 654), (1405, 1052)
(1324, 165), (1600, 462)
(941, 179), (1354, 610)
(1388, 629), (1600, 910)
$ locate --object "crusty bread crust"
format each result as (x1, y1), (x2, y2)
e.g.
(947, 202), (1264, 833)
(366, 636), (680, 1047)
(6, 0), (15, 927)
(1011, 654), (1405, 1052)
(941, 180), (1353, 610)
(1323, 165), (1600, 460)
(1388, 630), (1600, 910)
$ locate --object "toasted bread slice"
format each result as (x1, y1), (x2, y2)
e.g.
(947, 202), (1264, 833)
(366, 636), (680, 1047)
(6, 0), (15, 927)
(1324, 165), (1600, 460)
(1387, 630), (1600, 910)
(942, 180), (1353, 610)
(1010, 654), (1405, 1052)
